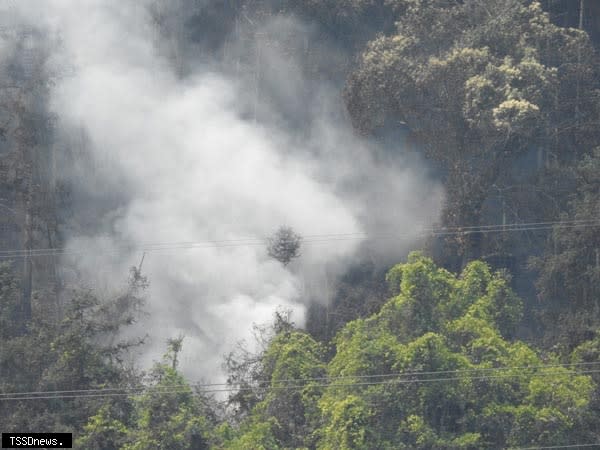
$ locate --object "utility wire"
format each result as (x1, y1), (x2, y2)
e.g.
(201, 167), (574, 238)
(2, 362), (599, 401)
(3, 218), (598, 257)
(4, 367), (600, 401)
(512, 444), (600, 449)
(3, 360), (598, 398)
(0, 218), (598, 259)
(2, 218), (597, 256)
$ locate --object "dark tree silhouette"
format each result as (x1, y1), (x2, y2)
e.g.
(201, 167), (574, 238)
(267, 226), (302, 266)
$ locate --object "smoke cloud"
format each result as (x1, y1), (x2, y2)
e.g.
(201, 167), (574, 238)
(6, 0), (443, 382)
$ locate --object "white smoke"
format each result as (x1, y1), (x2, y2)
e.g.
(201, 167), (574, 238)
(8, 0), (443, 382)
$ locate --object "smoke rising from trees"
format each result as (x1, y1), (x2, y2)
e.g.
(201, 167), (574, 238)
(5, 0), (443, 382)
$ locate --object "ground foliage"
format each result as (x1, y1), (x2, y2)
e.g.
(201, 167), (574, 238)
(218, 254), (598, 449)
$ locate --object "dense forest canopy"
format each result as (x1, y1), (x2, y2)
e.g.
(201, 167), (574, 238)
(1, 0), (600, 448)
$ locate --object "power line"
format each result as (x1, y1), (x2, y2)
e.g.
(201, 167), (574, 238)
(4, 367), (600, 400)
(0, 218), (598, 260)
(196, 367), (600, 394)
(2, 361), (599, 401)
(3, 218), (598, 257)
(3, 360), (599, 397)
(512, 444), (600, 450)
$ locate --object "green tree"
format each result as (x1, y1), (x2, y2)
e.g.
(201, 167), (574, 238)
(0, 262), (22, 341)
(531, 147), (600, 350)
(318, 253), (594, 448)
(224, 309), (296, 421)
(75, 403), (131, 450)
(226, 329), (326, 449)
(78, 338), (217, 450)
(0, 266), (146, 436)
(345, 0), (599, 263)
(122, 365), (212, 450)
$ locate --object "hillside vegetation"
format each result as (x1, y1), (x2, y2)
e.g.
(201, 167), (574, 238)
(1, 1), (600, 448)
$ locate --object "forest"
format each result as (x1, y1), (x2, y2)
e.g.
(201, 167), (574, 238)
(1, 0), (600, 448)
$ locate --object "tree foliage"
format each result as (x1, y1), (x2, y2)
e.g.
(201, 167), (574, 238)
(267, 226), (302, 266)
(531, 147), (600, 350)
(345, 0), (600, 262)
(0, 267), (146, 436)
(227, 253), (597, 448)
(77, 340), (217, 450)
(3, 0), (600, 447)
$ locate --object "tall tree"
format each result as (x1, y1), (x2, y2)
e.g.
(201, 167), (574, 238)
(78, 339), (217, 450)
(0, 267), (146, 434)
(345, 0), (600, 264)
(531, 148), (600, 350)
(318, 253), (595, 448)
(225, 254), (597, 448)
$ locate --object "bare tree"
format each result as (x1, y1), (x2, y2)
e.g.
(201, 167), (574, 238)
(266, 226), (302, 266)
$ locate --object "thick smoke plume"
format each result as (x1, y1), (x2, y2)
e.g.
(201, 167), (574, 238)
(6, 0), (443, 382)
